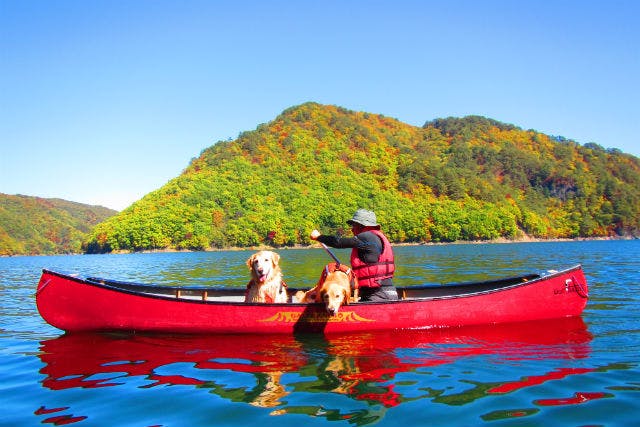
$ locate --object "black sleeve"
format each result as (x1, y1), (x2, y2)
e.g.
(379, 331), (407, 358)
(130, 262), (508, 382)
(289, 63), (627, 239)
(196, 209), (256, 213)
(317, 232), (382, 264)
(316, 235), (363, 249)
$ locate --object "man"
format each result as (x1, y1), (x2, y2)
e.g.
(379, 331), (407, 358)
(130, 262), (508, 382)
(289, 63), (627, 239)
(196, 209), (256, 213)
(310, 209), (397, 301)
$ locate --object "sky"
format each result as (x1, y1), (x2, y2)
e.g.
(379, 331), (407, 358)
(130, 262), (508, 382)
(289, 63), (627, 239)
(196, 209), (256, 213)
(1, 0), (638, 211)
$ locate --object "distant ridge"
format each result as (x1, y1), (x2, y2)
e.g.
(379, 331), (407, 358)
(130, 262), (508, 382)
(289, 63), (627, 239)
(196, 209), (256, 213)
(0, 193), (117, 255)
(72, 103), (640, 252)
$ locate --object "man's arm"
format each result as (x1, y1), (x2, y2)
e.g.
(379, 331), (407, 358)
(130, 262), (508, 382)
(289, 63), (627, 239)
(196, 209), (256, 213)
(316, 234), (361, 249)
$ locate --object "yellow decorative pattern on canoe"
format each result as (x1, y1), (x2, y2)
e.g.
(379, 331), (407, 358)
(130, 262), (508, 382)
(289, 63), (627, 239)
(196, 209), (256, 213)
(259, 311), (374, 323)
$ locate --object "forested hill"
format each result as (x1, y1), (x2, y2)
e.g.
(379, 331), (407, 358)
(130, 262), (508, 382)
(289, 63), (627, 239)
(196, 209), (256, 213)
(85, 102), (640, 253)
(0, 194), (116, 255)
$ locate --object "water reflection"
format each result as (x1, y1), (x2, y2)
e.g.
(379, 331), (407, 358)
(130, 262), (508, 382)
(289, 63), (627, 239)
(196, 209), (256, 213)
(38, 318), (592, 423)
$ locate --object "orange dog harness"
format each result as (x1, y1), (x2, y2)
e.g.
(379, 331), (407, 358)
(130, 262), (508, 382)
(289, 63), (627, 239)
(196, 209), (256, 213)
(315, 262), (359, 302)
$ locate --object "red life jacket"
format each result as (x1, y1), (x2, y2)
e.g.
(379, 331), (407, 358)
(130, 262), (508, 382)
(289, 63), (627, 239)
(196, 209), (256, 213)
(350, 230), (395, 288)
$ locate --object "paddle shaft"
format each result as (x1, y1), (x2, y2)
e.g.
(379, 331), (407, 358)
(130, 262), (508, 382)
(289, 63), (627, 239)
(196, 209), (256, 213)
(320, 242), (342, 265)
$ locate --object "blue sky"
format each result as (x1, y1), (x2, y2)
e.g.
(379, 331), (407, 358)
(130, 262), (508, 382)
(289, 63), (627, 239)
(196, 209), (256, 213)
(1, 0), (638, 211)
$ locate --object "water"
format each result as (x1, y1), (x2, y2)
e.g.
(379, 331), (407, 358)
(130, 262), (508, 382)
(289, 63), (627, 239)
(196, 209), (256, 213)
(1, 240), (639, 426)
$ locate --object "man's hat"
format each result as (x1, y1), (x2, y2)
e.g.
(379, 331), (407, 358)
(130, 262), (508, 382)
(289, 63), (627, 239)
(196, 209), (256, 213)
(346, 209), (380, 227)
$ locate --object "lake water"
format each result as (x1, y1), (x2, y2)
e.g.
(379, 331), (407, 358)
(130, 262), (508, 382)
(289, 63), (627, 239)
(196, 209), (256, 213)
(1, 240), (639, 426)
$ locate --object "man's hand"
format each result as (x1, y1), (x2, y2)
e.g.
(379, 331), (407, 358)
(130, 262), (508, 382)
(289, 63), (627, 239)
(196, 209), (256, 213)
(310, 229), (321, 240)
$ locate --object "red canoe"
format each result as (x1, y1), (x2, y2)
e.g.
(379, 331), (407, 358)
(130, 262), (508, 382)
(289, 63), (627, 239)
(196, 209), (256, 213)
(36, 265), (589, 334)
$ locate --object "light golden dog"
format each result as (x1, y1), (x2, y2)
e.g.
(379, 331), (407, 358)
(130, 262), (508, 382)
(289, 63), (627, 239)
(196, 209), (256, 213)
(296, 263), (358, 315)
(245, 251), (288, 303)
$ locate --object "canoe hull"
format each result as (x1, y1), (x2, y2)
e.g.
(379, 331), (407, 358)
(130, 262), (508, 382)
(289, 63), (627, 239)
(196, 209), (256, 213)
(36, 266), (588, 334)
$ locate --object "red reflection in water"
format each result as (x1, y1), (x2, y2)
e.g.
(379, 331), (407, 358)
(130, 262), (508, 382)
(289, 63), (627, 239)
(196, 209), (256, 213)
(35, 406), (68, 415)
(38, 317), (592, 411)
(35, 406), (87, 425)
(535, 391), (611, 406)
(42, 415), (88, 426)
(488, 367), (596, 394)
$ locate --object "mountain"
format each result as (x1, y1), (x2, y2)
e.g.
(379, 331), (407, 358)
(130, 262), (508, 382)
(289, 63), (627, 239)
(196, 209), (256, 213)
(0, 194), (117, 255)
(85, 102), (640, 253)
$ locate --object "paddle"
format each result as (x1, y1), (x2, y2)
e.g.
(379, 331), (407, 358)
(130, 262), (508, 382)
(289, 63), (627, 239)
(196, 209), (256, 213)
(309, 229), (342, 266)
(319, 242), (342, 266)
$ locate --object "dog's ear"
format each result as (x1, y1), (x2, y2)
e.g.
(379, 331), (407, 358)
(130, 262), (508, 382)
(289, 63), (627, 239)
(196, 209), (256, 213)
(246, 254), (256, 269)
(271, 252), (280, 266)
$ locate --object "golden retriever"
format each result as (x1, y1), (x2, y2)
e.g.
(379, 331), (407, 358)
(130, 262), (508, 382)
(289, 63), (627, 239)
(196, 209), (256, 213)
(295, 263), (358, 315)
(245, 251), (288, 303)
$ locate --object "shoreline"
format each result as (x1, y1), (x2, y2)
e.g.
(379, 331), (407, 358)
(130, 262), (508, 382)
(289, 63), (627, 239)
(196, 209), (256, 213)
(2, 235), (637, 257)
